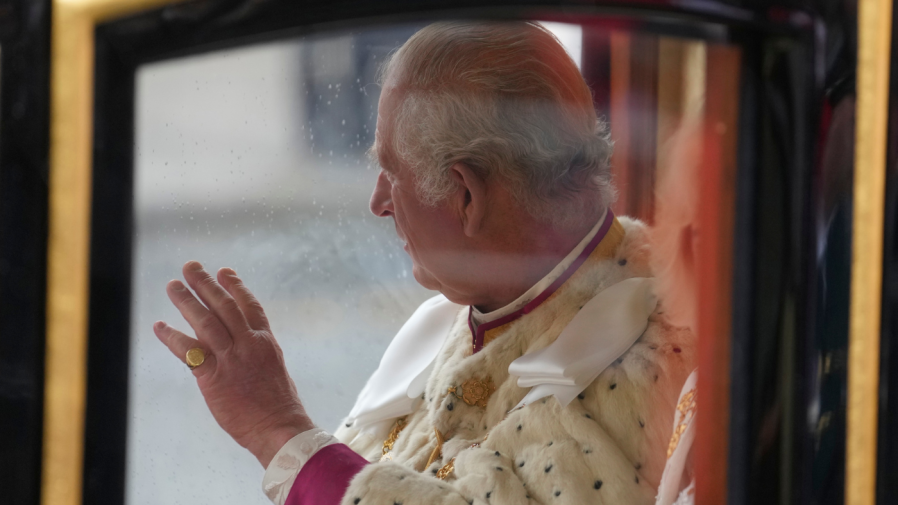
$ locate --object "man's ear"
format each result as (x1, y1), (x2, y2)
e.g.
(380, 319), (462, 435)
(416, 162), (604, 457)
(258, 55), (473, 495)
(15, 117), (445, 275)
(448, 162), (487, 237)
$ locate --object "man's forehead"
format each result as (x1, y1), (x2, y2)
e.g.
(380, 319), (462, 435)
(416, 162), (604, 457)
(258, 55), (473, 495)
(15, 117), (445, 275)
(370, 88), (404, 173)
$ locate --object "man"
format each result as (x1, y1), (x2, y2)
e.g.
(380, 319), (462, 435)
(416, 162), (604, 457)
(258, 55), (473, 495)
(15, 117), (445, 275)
(154, 21), (695, 505)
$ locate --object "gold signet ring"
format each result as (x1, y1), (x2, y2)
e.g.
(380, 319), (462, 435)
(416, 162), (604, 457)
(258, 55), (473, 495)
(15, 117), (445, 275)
(186, 348), (206, 370)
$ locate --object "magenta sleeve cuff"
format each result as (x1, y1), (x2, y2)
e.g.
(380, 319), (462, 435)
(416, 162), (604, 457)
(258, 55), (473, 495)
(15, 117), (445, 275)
(284, 443), (369, 505)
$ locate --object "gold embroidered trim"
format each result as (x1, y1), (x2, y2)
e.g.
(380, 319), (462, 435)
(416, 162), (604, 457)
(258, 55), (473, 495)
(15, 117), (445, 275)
(447, 377), (496, 408)
(666, 388), (697, 458)
(433, 405), (523, 480)
(425, 428), (445, 469)
(436, 458), (455, 480)
(379, 417), (408, 461)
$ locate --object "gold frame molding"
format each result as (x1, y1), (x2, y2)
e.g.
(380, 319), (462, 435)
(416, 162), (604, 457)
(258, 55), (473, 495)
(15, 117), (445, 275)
(44, 1), (183, 504)
(847, 0), (892, 503)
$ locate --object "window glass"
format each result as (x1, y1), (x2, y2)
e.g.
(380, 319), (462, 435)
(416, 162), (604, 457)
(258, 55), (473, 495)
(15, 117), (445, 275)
(128, 26), (429, 504)
(127, 20), (734, 504)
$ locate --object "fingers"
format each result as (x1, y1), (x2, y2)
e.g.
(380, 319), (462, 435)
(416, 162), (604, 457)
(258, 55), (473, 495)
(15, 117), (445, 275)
(153, 321), (216, 377)
(166, 279), (233, 351)
(218, 268), (270, 331)
(182, 261), (252, 336)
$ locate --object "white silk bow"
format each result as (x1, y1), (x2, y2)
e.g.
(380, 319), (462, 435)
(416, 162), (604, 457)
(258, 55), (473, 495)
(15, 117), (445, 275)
(509, 277), (657, 409)
(345, 294), (463, 436)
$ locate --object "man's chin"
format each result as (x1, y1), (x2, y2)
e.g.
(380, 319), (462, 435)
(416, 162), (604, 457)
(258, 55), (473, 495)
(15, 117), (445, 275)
(411, 265), (442, 292)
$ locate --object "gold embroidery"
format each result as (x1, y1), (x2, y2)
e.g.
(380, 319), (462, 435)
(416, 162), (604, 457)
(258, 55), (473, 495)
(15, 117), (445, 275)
(436, 458), (455, 480)
(379, 417), (407, 462)
(666, 388), (697, 458)
(447, 377), (496, 408)
(482, 325), (512, 347)
(432, 407), (516, 480)
(425, 428), (445, 469)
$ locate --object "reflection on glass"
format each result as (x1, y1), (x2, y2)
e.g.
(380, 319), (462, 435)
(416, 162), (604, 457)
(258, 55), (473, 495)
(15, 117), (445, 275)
(127, 23), (588, 504)
(127, 20), (732, 505)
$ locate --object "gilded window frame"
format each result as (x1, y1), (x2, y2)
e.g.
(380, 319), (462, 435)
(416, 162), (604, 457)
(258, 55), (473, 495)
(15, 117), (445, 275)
(44, 1), (184, 504)
(44, 2), (886, 505)
(847, 0), (892, 504)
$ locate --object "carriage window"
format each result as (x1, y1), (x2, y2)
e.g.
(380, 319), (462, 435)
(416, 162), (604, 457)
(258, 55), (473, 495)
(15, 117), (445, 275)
(127, 21), (738, 504)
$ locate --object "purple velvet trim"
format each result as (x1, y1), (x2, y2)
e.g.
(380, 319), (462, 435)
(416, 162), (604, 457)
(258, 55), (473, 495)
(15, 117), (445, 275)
(469, 209), (615, 353)
(285, 443), (368, 505)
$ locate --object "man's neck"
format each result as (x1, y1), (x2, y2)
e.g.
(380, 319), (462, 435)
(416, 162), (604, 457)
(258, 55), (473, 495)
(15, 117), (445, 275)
(470, 213), (602, 313)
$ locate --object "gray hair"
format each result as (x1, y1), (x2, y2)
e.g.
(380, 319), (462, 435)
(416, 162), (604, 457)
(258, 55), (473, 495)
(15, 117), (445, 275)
(376, 21), (615, 228)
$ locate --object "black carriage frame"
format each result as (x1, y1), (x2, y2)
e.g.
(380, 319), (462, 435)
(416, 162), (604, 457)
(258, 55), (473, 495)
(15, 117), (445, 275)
(5, 0), (895, 504)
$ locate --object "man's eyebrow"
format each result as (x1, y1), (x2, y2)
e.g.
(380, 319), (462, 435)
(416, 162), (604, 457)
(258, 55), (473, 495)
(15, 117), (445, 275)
(367, 141), (394, 173)
(366, 142), (379, 164)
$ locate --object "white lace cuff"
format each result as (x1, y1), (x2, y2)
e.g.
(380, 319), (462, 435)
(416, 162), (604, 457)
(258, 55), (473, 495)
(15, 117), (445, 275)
(261, 428), (340, 505)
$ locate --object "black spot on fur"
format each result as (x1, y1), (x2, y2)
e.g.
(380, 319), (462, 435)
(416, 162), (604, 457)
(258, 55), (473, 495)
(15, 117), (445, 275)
(649, 345), (658, 350)
(638, 419), (645, 428)
(555, 490), (562, 497)
(496, 466), (503, 471)
(545, 464), (553, 473)
(594, 480), (603, 490)
(467, 501), (473, 505)
(635, 475), (640, 484)
(447, 402), (454, 411)
(610, 383), (617, 390)
(432, 469), (438, 474)
(517, 424), (523, 431)
(399, 475), (405, 480)
(495, 451), (501, 456)
(547, 441), (553, 446)
(584, 414), (592, 419)
(486, 491), (492, 499)
(353, 499), (360, 504)
(654, 374), (659, 382)
(583, 448), (593, 454)
(618, 259), (628, 266)
(577, 393), (585, 400)
(518, 461), (525, 467)
(615, 358), (623, 364)
(635, 463), (642, 470)
(394, 502), (402, 505)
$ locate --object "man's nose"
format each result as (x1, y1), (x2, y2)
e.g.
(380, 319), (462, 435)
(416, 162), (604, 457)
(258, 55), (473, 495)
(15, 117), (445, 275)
(369, 170), (394, 217)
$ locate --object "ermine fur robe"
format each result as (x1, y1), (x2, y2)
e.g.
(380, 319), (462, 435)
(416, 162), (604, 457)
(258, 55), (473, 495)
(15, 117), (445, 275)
(334, 217), (695, 505)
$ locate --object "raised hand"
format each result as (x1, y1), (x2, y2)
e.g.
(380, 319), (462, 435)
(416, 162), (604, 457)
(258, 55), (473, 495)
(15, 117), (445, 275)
(153, 261), (315, 468)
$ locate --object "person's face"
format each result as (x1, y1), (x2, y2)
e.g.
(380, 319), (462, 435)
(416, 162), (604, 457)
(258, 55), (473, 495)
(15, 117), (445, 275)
(369, 85), (466, 294)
